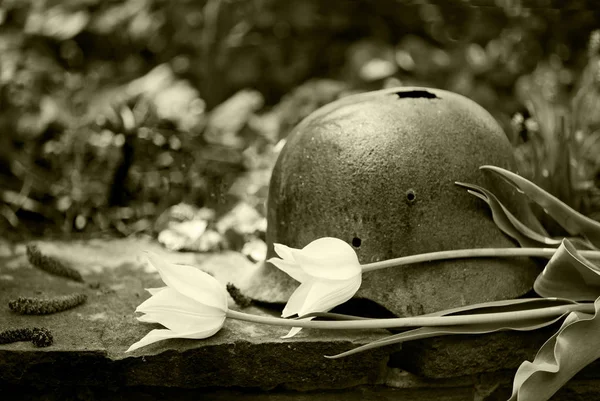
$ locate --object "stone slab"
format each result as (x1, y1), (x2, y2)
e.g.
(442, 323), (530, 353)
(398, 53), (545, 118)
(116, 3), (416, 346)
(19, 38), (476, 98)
(390, 327), (557, 378)
(2, 236), (600, 400)
(0, 237), (395, 392)
(5, 370), (600, 400)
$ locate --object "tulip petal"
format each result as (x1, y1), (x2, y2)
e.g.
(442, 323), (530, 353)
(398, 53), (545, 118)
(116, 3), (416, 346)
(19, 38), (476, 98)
(268, 257), (310, 283)
(137, 312), (225, 334)
(272, 239), (362, 330)
(145, 252), (227, 311)
(146, 286), (168, 296)
(293, 238), (361, 280)
(282, 326), (304, 339)
(280, 275), (361, 338)
(298, 275), (362, 317)
(282, 281), (314, 317)
(126, 326), (222, 353)
(273, 243), (297, 262)
(281, 317), (316, 339)
(136, 287), (225, 319)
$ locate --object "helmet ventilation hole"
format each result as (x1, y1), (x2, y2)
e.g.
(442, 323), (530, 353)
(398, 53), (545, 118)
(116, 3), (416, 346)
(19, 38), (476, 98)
(394, 90), (438, 99)
(352, 237), (362, 248)
(406, 189), (416, 203)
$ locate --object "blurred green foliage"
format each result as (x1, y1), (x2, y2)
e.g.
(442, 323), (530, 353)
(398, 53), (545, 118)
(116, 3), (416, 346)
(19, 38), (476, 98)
(0, 0), (599, 241)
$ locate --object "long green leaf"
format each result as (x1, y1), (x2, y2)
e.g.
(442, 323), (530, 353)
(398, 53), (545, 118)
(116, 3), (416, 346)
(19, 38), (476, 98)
(302, 298), (579, 321)
(534, 239), (600, 300)
(296, 312), (368, 321)
(326, 315), (566, 359)
(509, 296), (600, 401)
(419, 297), (578, 317)
(456, 181), (557, 248)
(480, 165), (600, 247)
(323, 297), (580, 358)
(457, 181), (597, 250)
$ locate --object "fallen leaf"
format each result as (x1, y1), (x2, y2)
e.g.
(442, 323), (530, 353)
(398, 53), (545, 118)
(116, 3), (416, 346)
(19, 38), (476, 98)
(509, 296), (600, 401)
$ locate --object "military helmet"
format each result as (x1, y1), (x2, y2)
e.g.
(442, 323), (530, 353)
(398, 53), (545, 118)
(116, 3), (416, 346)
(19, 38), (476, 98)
(243, 87), (541, 317)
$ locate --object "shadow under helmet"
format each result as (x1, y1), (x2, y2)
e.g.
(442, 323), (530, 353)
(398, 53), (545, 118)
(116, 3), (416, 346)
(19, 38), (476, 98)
(242, 86), (543, 317)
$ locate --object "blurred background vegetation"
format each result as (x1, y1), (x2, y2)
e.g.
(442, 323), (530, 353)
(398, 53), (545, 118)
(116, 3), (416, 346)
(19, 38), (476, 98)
(1, 0), (599, 256)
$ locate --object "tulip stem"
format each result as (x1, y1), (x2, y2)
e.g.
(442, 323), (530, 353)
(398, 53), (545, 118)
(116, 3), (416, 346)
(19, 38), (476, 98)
(226, 303), (594, 330)
(361, 248), (600, 273)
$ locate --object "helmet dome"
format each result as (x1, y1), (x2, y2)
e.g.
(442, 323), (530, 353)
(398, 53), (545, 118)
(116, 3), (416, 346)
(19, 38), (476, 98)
(244, 87), (541, 317)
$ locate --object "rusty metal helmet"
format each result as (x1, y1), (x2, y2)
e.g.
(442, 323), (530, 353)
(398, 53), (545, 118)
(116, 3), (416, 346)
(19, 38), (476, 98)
(242, 86), (541, 317)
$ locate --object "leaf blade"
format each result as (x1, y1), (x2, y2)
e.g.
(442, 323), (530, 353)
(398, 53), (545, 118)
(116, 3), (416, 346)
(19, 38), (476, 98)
(480, 165), (600, 247)
(509, 297), (600, 401)
(534, 239), (600, 301)
(326, 314), (566, 359)
(456, 181), (556, 248)
(325, 297), (581, 359)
